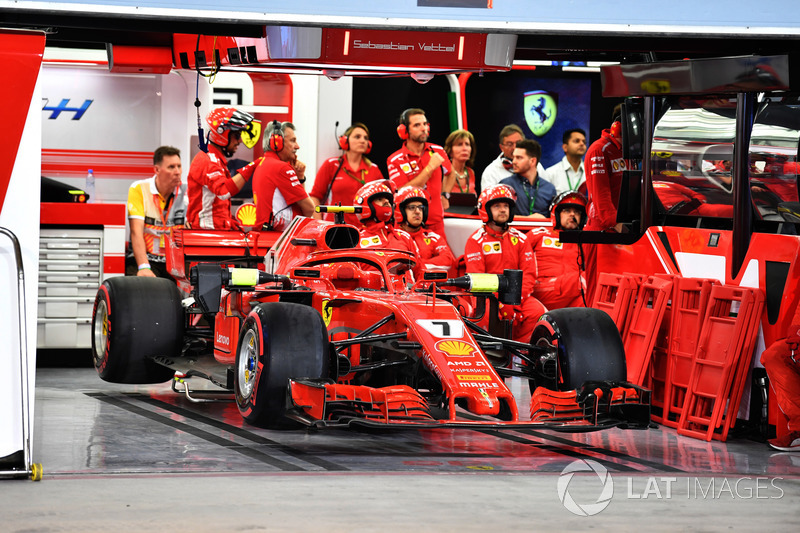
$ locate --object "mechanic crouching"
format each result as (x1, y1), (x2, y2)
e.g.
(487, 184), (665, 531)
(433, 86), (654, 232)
(353, 181), (419, 255)
(521, 191), (589, 310)
(394, 186), (455, 273)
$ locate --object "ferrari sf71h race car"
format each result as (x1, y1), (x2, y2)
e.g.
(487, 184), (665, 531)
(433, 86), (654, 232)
(91, 208), (649, 431)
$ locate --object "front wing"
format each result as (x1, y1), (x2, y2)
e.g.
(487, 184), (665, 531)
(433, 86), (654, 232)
(287, 379), (651, 432)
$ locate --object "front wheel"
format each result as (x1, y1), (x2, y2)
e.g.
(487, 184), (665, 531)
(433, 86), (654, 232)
(530, 307), (626, 392)
(234, 302), (330, 428)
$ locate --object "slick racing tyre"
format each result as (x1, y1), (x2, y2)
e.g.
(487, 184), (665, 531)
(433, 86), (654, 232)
(92, 277), (183, 384)
(235, 302), (330, 428)
(530, 307), (626, 391)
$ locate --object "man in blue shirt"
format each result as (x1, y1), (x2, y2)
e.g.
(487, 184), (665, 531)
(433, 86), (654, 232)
(500, 139), (556, 218)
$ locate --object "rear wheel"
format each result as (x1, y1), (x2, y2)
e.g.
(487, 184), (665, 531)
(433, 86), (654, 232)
(530, 307), (626, 391)
(235, 302), (330, 428)
(92, 276), (184, 384)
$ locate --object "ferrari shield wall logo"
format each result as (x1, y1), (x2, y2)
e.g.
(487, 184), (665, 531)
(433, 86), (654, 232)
(523, 90), (557, 137)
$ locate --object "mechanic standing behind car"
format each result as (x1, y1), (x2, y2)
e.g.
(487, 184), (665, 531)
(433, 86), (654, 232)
(386, 108), (454, 240)
(310, 122), (384, 226)
(464, 185), (542, 342)
(252, 120), (316, 231)
(394, 186), (455, 272)
(126, 146), (186, 279)
(186, 107), (261, 230)
(583, 109), (625, 302)
(522, 191), (589, 310)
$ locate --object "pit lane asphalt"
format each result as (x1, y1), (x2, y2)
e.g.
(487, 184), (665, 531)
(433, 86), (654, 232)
(2, 367), (799, 532)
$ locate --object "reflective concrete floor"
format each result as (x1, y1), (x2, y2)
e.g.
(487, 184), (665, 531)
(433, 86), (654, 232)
(2, 366), (800, 532)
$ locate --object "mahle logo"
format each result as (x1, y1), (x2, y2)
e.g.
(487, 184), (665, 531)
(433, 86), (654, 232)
(557, 459), (614, 516)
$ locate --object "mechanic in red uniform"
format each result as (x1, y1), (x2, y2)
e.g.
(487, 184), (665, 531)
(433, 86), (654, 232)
(761, 308), (800, 451)
(464, 185), (541, 342)
(522, 191), (588, 311)
(187, 107), (260, 229)
(251, 120), (315, 231)
(353, 181), (418, 255)
(310, 122), (384, 227)
(394, 186), (455, 273)
(386, 108), (454, 239)
(583, 114), (625, 302)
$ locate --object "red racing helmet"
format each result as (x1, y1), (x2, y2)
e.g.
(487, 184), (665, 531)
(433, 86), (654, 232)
(477, 185), (516, 225)
(550, 191), (588, 230)
(354, 181), (395, 223)
(206, 107), (260, 149)
(394, 186), (428, 226)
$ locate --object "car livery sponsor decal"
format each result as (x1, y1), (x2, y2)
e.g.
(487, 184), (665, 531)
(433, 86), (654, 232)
(216, 332), (230, 347)
(456, 374), (491, 381)
(436, 339), (478, 357)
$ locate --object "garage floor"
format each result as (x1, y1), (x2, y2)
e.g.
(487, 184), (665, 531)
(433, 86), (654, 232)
(2, 366), (800, 531)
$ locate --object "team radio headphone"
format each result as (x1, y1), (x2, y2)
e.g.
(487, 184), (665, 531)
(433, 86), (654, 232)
(268, 120), (284, 152)
(396, 108), (430, 140)
(338, 123), (372, 153)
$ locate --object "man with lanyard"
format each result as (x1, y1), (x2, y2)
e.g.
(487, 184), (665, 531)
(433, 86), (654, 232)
(252, 120), (315, 230)
(480, 124), (550, 192)
(186, 107), (261, 230)
(386, 108), (453, 239)
(394, 186), (455, 273)
(126, 146), (186, 279)
(545, 128), (587, 195)
(500, 139), (556, 219)
(464, 185), (541, 343)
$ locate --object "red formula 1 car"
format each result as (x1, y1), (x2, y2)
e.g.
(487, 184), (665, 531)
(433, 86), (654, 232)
(91, 209), (649, 431)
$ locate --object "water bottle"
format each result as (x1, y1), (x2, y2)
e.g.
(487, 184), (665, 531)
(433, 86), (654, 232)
(85, 169), (95, 203)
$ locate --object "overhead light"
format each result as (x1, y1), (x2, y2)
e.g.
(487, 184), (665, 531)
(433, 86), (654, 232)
(411, 72), (434, 84)
(323, 69), (345, 81)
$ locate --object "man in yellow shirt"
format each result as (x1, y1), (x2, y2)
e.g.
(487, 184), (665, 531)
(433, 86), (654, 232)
(126, 146), (186, 279)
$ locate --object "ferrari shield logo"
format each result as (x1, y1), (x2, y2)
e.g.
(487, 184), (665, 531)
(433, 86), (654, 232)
(321, 299), (333, 327)
(523, 90), (557, 137)
(424, 237), (432, 245)
(510, 236), (518, 245)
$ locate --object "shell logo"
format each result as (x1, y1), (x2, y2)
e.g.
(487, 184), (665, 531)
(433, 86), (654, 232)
(436, 339), (476, 357)
(235, 203), (257, 226)
(483, 243), (492, 253)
